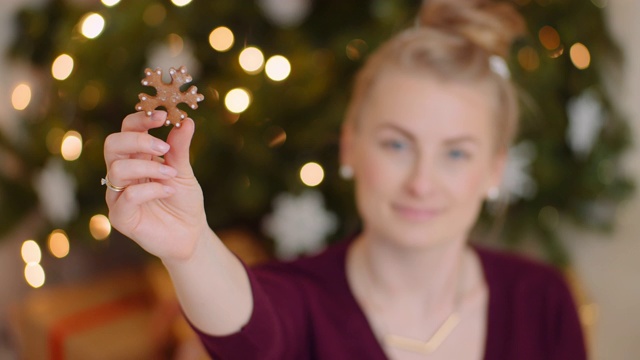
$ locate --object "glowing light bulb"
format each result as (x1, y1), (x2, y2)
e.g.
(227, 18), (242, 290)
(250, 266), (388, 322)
(101, 0), (121, 6)
(25, 263), (46, 288)
(171, 0), (192, 7)
(239, 47), (264, 74)
(21, 240), (42, 265)
(80, 13), (105, 39)
(300, 162), (324, 187)
(52, 54), (74, 80)
(61, 130), (83, 161)
(570, 43), (591, 70)
(90, 214), (112, 240)
(11, 83), (32, 110)
(265, 55), (291, 81)
(209, 26), (234, 52)
(224, 88), (251, 114)
(48, 230), (70, 258)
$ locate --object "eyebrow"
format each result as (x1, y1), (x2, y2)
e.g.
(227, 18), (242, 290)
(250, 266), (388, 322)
(374, 123), (481, 146)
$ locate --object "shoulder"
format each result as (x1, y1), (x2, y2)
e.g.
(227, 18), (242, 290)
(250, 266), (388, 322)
(474, 245), (569, 294)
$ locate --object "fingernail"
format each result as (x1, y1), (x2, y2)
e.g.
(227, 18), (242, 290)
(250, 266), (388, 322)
(163, 186), (176, 194)
(152, 140), (170, 153)
(160, 165), (177, 176)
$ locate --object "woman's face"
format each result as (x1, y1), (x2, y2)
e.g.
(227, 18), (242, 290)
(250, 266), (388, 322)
(342, 70), (505, 249)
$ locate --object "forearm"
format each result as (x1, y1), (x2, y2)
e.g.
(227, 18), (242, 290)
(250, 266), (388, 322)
(163, 228), (253, 336)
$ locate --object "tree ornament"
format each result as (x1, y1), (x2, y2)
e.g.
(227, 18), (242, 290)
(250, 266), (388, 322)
(263, 190), (337, 259)
(566, 89), (605, 159)
(135, 66), (204, 127)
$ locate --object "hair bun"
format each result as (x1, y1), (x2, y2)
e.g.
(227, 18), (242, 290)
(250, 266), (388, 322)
(418, 0), (526, 57)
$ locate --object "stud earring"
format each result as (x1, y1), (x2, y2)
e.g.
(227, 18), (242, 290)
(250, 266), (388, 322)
(487, 187), (500, 201)
(339, 165), (354, 180)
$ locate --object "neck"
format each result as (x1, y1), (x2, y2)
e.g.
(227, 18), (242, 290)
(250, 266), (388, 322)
(350, 231), (468, 316)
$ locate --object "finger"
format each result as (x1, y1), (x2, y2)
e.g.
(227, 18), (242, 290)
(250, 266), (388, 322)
(121, 111), (168, 132)
(109, 182), (176, 228)
(164, 118), (196, 177)
(104, 132), (170, 168)
(108, 158), (178, 186)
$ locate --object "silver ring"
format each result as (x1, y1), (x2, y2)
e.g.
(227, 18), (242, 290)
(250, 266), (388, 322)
(101, 176), (127, 192)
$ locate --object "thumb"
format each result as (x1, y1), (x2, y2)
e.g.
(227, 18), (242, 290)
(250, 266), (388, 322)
(164, 118), (195, 176)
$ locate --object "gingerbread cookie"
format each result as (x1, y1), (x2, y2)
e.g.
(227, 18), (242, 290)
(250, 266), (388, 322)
(135, 66), (204, 127)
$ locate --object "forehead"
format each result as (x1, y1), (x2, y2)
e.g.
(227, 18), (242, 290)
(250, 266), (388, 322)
(360, 71), (495, 141)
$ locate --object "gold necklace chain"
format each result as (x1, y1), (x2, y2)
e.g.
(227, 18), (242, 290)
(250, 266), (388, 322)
(357, 248), (469, 355)
(384, 312), (461, 355)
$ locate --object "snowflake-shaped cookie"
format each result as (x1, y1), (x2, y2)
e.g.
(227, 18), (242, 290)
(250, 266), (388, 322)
(135, 66), (204, 127)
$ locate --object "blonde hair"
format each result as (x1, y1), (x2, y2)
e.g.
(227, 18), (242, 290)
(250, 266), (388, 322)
(344, 0), (526, 151)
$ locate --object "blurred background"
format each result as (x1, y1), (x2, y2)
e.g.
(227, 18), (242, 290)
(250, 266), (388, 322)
(0, 0), (638, 359)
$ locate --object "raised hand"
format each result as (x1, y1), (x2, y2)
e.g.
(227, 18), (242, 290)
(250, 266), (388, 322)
(103, 111), (208, 261)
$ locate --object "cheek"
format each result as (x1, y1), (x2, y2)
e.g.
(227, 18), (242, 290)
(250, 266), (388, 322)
(441, 162), (491, 202)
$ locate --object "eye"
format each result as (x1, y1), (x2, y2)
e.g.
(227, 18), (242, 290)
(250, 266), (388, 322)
(381, 139), (409, 151)
(448, 148), (470, 160)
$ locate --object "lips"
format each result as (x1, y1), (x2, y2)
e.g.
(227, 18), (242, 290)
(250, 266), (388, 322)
(392, 204), (442, 221)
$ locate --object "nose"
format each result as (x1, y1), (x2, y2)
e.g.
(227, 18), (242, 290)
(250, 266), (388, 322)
(404, 154), (438, 197)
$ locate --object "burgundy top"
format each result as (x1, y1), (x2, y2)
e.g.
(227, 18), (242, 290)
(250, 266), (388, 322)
(192, 241), (587, 359)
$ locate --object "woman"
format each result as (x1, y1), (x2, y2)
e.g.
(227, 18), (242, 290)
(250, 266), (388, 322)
(103, 1), (586, 359)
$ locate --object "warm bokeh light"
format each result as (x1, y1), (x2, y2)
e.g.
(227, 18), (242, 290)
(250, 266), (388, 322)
(171, 0), (192, 7)
(25, 263), (46, 288)
(61, 130), (83, 161)
(517, 46), (540, 71)
(11, 83), (32, 110)
(168, 33), (184, 56)
(265, 55), (291, 81)
(346, 39), (368, 61)
(80, 13), (106, 39)
(21, 240), (42, 265)
(224, 88), (251, 113)
(539, 26), (561, 50)
(570, 43), (591, 70)
(300, 162), (325, 187)
(143, 4), (166, 27)
(48, 229), (70, 259)
(239, 47), (264, 74)
(209, 26), (234, 52)
(90, 214), (112, 240)
(101, 0), (121, 6)
(52, 54), (74, 80)
(79, 83), (102, 110)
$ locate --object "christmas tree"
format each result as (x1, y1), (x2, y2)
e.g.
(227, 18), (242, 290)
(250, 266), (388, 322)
(2, 0), (632, 282)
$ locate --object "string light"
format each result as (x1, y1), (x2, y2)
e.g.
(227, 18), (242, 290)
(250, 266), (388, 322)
(61, 130), (83, 161)
(300, 162), (325, 187)
(239, 47), (264, 74)
(224, 88), (252, 113)
(171, 0), (193, 7)
(265, 55), (291, 81)
(52, 54), (74, 80)
(570, 43), (591, 70)
(24, 263), (46, 288)
(517, 46), (540, 71)
(143, 4), (166, 27)
(79, 83), (102, 110)
(101, 0), (121, 6)
(48, 229), (70, 258)
(90, 214), (111, 240)
(11, 83), (32, 110)
(209, 26), (234, 52)
(80, 13), (106, 39)
(21, 240), (42, 264)
(538, 26), (561, 50)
